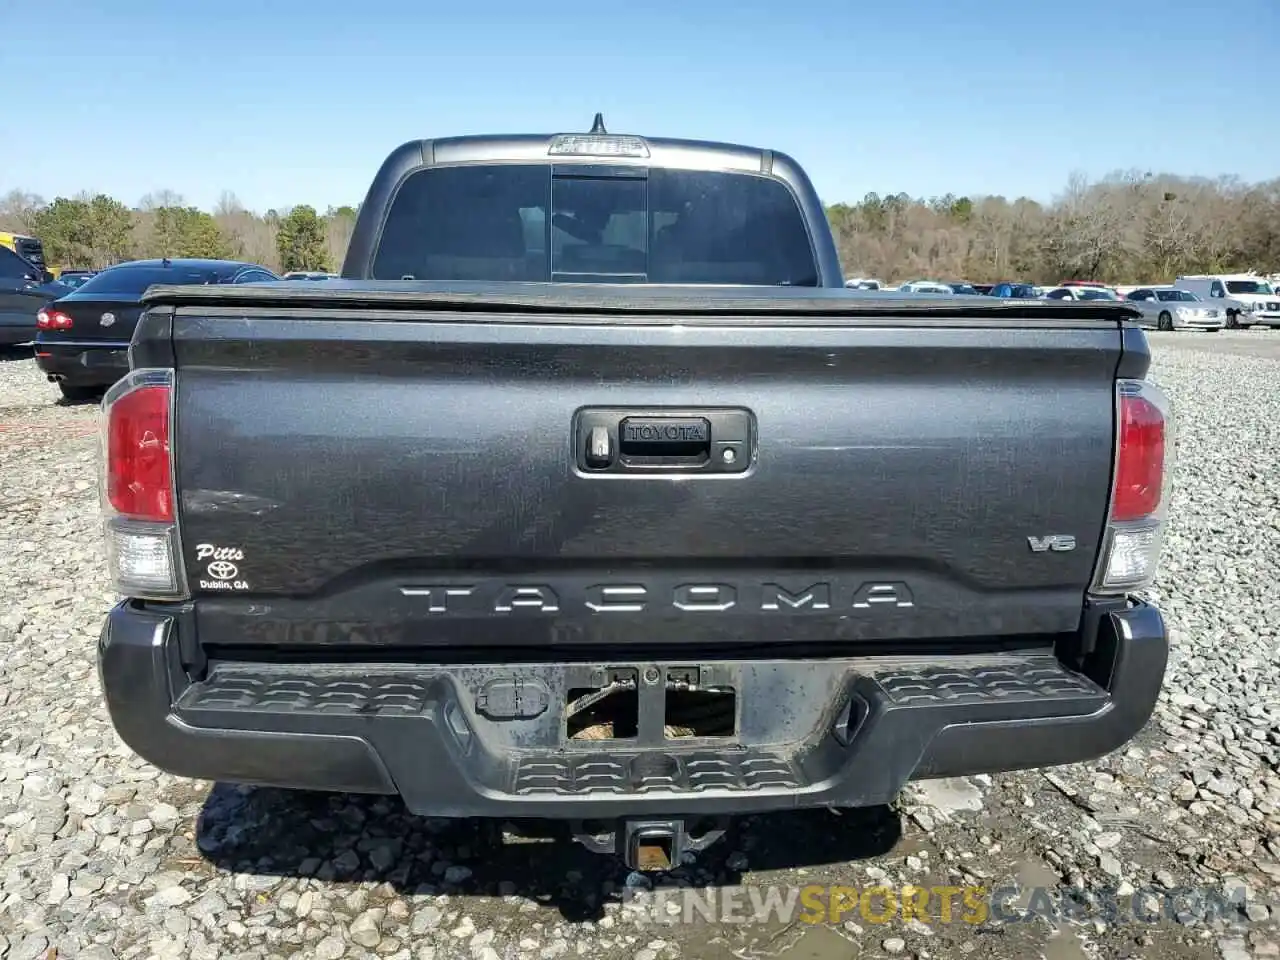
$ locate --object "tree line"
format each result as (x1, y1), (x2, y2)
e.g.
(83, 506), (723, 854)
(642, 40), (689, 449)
(829, 170), (1279, 284)
(0, 189), (349, 274)
(2, 169), (1278, 282)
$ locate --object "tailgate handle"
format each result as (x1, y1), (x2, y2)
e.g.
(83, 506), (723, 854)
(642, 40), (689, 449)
(575, 407), (753, 475)
(619, 417), (711, 466)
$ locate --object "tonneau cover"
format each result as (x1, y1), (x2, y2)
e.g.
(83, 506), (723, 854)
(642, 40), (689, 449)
(141, 280), (1142, 322)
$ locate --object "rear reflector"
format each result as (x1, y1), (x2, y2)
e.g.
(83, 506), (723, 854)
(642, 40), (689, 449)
(104, 523), (180, 595)
(100, 369), (187, 600)
(1092, 378), (1174, 595)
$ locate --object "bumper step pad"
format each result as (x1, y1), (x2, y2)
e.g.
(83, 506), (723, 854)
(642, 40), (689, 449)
(100, 596), (1166, 816)
(174, 655), (1109, 798)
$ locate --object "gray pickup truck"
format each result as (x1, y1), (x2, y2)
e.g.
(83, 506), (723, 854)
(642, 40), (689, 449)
(96, 118), (1174, 872)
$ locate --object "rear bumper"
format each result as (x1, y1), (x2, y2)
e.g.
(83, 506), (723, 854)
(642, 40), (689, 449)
(34, 340), (130, 386)
(98, 600), (1169, 817)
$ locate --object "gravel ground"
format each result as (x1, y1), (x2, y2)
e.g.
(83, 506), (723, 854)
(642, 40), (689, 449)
(1, 329), (1279, 960)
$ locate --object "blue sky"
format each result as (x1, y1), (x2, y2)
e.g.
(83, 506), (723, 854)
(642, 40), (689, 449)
(2, 0), (1275, 213)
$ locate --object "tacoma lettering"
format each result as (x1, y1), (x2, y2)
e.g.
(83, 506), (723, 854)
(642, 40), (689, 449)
(400, 581), (914, 613)
(761, 582), (832, 611)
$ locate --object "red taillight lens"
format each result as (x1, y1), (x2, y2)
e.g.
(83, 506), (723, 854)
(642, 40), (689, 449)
(1112, 393), (1165, 521)
(36, 308), (73, 330)
(107, 384), (173, 522)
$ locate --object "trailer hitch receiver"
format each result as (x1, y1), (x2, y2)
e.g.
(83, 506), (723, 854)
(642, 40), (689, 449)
(571, 816), (729, 871)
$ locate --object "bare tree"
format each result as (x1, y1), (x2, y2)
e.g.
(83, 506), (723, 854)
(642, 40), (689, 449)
(0, 189), (45, 233)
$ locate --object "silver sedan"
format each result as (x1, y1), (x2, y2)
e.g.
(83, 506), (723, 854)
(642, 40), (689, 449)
(1041, 286), (1122, 302)
(1123, 287), (1224, 331)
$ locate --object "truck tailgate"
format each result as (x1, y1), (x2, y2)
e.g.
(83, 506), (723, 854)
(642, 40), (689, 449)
(163, 294), (1125, 651)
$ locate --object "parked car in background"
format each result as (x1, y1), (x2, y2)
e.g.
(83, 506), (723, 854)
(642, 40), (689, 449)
(35, 257), (280, 401)
(970, 283), (994, 295)
(0, 245), (71, 348)
(988, 282), (1040, 299)
(898, 280), (954, 294)
(1042, 286), (1121, 301)
(282, 270), (338, 280)
(1059, 281), (1118, 295)
(946, 282), (981, 295)
(1124, 286), (1224, 331)
(1175, 275), (1279, 328)
(844, 277), (883, 290)
(55, 270), (97, 290)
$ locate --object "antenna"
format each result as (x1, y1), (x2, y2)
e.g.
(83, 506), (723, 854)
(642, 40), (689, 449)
(590, 113), (607, 135)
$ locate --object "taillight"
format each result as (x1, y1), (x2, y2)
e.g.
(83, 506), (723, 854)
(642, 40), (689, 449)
(1092, 378), (1174, 594)
(107, 384), (172, 521)
(36, 308), (73, 330)
(100, 369), (187, 600)
(1112, 393), (1165, 521)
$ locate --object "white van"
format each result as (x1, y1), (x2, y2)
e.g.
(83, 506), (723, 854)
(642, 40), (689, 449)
(1174, 275), (1280, 328)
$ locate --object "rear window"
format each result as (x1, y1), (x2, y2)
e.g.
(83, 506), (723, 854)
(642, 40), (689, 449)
(70, 265), (231, 296)
(372, 164), (818, 286)
(1156, 290), (1195, 302)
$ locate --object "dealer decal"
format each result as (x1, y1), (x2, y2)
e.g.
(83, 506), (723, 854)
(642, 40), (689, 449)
(196, 543), (250, 591)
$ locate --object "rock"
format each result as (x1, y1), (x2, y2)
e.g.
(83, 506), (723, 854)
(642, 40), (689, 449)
(369, 842), (397, 872)
(70, 872), (105, 897)
(150, 801), (180, 825)
(146, 885), (193, 908)
(1206, 777), (1237, 797)
(1094, 832), (1123, 850)
(332, 849), (361, 873)
(412, 905), (444, 933)
(313, 934), (346, 960)
(9, 938), (50, 960)
(1098, 854), (1123, 878)
(451, 917), (476, 939)
(910, 778), (984, 818)
(882, 937), (907, 954)
(444, 864), (472, 884)
(350, 907), (385, 947)
(46, 872), (70, 904)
